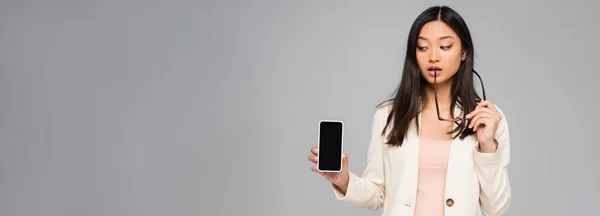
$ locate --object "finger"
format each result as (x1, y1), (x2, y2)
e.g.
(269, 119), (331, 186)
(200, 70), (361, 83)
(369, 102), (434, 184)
(479, 101), (501, 116)
(472, 116), (494, 132)
(474, 101), (493, 114)
(471, 117), (485, 131)
(468, 107), (502, 126)
(476, 100), (492, 108)
(479, 100), (498, 112)
(470, 114), (495, 130)
(466, 106), (497, 119)
(311, 146), (318, 156)
(468, 107), (495, 122)
(468, 112), (495, 128)
(308, 155), (318, 164)
(312, 165), (325, 176)
(476, 100), (499, 113)
(466, 108), (483, 119)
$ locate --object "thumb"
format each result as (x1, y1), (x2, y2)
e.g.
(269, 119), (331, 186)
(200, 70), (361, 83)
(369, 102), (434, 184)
(342, 153), (349, 168)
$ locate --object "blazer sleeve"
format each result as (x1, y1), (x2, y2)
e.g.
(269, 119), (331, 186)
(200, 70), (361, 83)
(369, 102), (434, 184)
(473, 104), (512, 216)
(331, 106), (387, 211)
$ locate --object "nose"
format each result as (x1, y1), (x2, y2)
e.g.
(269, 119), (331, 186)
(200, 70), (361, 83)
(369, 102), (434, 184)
(428, 49), (440, 63)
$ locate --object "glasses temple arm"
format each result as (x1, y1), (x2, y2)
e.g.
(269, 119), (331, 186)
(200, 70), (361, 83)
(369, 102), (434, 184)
(473, 70), (486, 100)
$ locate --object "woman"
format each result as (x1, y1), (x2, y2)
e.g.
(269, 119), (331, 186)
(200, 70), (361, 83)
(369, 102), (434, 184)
(307, 5), (511, 216)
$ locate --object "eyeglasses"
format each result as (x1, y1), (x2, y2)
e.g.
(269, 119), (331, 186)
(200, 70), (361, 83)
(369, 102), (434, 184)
(434, 70), (486, 122)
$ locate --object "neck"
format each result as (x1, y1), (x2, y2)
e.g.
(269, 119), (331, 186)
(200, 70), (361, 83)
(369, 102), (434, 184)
(424, 80), (452, 111)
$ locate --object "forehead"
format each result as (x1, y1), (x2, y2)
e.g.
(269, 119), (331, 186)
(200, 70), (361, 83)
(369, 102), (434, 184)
(418, 20), (459, 40)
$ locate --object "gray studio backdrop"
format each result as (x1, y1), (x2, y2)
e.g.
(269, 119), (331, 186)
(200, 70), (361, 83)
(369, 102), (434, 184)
(1, 0), (598, 215)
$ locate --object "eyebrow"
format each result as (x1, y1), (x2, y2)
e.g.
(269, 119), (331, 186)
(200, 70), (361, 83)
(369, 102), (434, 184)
(418, 36), (454, 40)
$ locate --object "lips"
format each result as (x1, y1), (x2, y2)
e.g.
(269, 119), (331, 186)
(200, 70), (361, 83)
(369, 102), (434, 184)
(427, 66), (442, 77)
(427, 66), (442, 71)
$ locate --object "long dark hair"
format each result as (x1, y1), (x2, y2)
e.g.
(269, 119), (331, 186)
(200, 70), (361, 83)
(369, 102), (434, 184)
(378, 5), (481, 147)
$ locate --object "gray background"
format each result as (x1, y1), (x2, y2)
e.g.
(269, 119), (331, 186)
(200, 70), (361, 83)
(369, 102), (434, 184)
(0, 0), (598, 215)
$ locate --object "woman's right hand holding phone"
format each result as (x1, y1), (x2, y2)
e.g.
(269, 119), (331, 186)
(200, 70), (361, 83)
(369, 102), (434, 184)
(308, 144), (350, 195)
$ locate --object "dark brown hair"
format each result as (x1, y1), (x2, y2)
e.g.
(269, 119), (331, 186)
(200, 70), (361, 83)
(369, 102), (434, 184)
(378, 5), (482, 147)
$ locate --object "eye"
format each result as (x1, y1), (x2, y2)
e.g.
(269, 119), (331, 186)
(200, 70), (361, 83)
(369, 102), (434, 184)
(417, 46), (428, 51)
(440, 45), (453, 50)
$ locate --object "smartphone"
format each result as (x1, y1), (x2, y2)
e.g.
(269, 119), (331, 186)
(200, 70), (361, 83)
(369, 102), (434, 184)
(317, 120), (344, 172)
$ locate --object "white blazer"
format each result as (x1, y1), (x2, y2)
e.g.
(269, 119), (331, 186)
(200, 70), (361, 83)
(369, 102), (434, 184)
(332, 102), (511, 216)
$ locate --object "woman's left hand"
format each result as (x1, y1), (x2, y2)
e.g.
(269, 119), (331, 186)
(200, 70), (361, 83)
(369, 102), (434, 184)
(466, 100), (502, 152)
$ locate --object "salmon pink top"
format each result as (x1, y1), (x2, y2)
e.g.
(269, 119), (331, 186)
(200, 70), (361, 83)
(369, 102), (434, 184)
(413, 137), (452, 216)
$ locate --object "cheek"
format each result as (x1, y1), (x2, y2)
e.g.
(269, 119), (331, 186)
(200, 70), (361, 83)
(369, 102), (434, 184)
(442, 49), (463, 60)
(443, 51), (463, 67)
(416, 52), (429, 66)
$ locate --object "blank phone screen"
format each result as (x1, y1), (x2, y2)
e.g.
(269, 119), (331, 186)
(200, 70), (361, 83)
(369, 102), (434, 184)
(318, 121), (343, 171)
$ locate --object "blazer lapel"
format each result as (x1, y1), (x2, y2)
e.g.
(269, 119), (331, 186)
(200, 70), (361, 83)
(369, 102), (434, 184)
(443, 105), (467, 207)
(399, 111), (421, 212)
